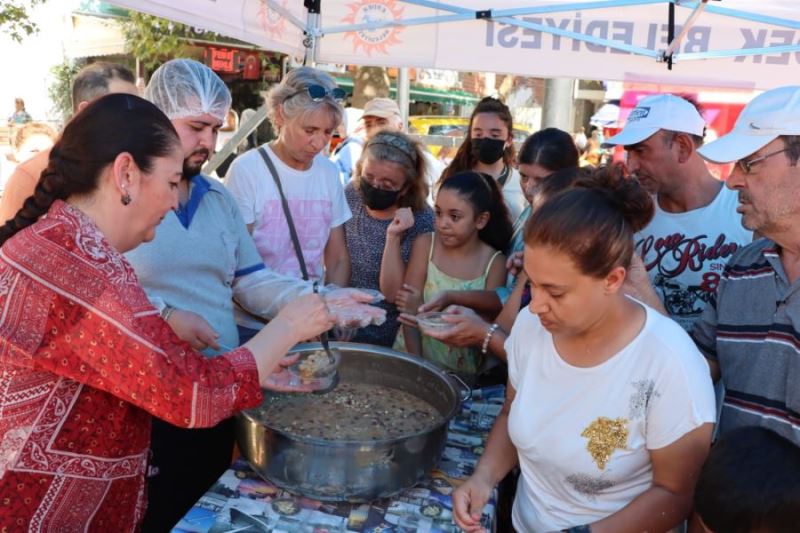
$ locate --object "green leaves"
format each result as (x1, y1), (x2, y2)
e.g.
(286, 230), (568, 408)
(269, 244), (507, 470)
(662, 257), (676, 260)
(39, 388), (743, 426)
(48, 60), (82, 123)
(120, 12), (221, 73)
(1, 0), (46, 43)
(121, 12), (186, 73)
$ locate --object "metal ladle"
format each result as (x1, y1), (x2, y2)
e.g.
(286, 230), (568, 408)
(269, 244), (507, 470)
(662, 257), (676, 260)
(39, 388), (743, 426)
(314, 282), (335, 366)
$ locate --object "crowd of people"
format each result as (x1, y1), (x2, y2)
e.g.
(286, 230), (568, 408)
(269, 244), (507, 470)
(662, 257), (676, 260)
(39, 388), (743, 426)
(0, 57), (798, 532)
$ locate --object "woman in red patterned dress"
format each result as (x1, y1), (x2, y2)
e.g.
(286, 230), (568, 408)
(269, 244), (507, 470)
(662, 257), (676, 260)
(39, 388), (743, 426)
(0, 93), (334, 531)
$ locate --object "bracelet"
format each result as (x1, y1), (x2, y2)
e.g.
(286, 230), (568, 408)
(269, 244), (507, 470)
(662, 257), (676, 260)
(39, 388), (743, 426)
(481, 323), (499, 355)
(161, 305), (176, 322)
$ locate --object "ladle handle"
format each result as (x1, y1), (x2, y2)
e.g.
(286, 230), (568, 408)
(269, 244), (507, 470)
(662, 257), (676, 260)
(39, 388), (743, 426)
(447, 372), (472, 402)
(313, 281), (334, 362)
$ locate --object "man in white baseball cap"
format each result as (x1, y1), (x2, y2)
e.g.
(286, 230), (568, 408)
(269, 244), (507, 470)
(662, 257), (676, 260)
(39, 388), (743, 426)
(360, 97), (402, 138)
(691, 85), (800, 445)
(331, 97), (444, 197)
(330, 98), (401, 185)
(604, 93), (752, 331)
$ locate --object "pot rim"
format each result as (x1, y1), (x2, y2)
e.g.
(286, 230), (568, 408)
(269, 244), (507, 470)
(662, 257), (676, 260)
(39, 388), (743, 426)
(239, 341), (465, 446)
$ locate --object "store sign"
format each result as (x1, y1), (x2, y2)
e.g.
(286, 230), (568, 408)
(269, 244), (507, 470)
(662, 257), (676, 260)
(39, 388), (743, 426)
(207, 47), (236, 71)
(204, 47), (262, 79)
(417, 69), (459, 89)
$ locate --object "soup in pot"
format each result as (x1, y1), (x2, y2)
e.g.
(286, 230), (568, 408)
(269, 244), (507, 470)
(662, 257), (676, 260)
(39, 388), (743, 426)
(254, 382), (441, 441)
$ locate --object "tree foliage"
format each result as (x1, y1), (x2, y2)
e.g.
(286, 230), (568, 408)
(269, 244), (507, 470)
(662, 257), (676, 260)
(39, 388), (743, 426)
(1, 0), (46, 43)
(120, 11), (220, 73)
(48, 60), (84, 124)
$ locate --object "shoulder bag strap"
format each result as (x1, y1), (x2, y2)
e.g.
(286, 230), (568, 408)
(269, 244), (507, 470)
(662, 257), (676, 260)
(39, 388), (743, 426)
(257, 146), (310, 281)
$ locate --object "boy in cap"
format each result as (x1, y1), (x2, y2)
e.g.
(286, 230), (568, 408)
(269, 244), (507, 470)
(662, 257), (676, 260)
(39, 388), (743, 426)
(604, 93), (752, 331)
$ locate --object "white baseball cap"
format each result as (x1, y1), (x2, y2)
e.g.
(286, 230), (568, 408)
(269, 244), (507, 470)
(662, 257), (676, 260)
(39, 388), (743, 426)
(603, 93), (706, 147)
(362, 98), (401, 119)
(698, 86), (800, 164)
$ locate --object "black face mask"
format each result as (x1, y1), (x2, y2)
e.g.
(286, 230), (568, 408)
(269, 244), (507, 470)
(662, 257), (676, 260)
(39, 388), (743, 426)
(360, 180), (401, 210)
(470, 137), (506, 165)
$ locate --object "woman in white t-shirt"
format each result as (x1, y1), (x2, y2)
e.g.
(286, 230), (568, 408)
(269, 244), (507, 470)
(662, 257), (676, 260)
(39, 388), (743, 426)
(453, 166), (716, 533)
(226, 67), (352, 341)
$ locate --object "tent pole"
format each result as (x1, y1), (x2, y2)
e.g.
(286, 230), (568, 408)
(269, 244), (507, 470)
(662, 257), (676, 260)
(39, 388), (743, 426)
(204, 105), (269, 176)
(542, 78), (575, 132)
(304, 0), (321, 66)
(398, 68), (410, 131)
(662, 0), (709, 66)
(666, 2), (674, 70)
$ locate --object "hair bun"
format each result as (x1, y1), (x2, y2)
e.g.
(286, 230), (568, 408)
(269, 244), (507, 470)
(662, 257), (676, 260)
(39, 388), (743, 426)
(574, 164), (654, 233)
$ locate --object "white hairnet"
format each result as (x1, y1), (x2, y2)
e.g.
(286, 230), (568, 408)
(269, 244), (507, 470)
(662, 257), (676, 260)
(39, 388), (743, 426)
(145, 59), (231, 122)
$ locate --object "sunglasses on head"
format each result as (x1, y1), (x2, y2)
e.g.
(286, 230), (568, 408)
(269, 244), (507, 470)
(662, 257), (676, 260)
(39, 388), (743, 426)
(291, 85), (347, 103)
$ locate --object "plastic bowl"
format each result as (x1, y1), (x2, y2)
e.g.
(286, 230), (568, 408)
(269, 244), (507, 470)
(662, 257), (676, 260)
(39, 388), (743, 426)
(355, 288), (385, 304)
(287, 349), (341, 391)
(416, 312), (456, 332)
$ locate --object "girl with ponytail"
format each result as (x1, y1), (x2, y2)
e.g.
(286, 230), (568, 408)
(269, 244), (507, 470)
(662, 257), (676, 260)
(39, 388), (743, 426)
(453, 166), (717, 533)
(394, 171), (510, 382)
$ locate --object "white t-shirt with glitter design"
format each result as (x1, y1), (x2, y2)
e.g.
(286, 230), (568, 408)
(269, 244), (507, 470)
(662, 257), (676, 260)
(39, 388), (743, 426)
(505, 303), (715, 532)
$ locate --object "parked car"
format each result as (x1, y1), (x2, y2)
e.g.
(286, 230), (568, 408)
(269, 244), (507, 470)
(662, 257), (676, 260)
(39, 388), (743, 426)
(408, 115), (532, 162)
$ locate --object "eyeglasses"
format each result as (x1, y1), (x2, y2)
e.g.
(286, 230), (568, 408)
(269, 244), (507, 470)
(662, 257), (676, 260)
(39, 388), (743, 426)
(736, 148), (788, 175)
(290, 85), (346, 103)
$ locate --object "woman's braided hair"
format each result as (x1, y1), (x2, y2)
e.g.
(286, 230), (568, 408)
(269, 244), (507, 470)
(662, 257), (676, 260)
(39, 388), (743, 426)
(0, 93), (180, 246)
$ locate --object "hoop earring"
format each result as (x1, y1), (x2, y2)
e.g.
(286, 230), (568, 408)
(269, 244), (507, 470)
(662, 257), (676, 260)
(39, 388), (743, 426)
(121, 193), (132, 206)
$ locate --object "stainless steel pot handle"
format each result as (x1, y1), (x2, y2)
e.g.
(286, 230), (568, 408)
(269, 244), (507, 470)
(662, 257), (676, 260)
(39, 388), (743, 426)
(446, 372), (472, 402)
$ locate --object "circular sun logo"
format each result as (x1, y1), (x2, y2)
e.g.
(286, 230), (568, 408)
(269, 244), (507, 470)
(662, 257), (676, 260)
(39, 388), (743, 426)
(342, 0), (404, 56)
(257, 0), (288, 40)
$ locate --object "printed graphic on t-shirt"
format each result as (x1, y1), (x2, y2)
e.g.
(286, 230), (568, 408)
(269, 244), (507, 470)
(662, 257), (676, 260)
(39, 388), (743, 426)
(252, 199), (333, 280)
(636, 232), (740, 330)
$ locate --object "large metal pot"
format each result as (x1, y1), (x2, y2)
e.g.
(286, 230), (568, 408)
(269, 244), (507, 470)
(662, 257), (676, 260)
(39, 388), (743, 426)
(236, 342), (470, 502)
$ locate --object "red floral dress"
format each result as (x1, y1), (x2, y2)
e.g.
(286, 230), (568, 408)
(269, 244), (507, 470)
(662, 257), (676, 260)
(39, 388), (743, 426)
(0, 201), (263, 531)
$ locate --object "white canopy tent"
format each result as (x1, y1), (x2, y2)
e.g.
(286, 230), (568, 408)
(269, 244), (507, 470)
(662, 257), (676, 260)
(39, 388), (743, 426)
(107, 0), (800, 90)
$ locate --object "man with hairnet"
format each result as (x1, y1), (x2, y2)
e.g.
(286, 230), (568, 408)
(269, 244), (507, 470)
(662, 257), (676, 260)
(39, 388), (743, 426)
(127, 59), (380, 530)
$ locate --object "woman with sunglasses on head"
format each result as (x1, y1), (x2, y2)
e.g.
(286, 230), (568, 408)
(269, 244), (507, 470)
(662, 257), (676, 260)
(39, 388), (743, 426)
(439, 97), (526, 224)
(344, 131), (434, 346)
(226, 67), (351, 342)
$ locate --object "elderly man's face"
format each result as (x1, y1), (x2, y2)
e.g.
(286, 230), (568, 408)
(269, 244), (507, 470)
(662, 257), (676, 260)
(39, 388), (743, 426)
(364, 114), (401, 140)
(171, 113), (223, 178)
(726, 137), (800, 235)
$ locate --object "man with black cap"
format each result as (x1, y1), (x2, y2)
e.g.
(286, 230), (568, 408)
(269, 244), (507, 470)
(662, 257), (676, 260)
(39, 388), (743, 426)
(691, 85), (800, 445)
(604, 93), (752, 331)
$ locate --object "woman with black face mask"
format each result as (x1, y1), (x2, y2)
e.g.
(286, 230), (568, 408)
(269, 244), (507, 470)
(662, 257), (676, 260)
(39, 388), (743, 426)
(343, 131), (433, 346)
(439, 97), (526, 222)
